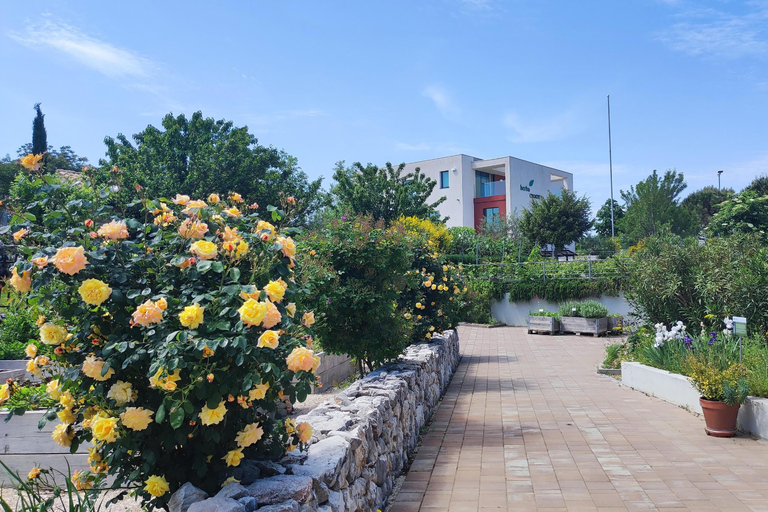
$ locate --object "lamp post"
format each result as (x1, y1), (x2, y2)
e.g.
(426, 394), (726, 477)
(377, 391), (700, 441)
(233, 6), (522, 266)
(607, 95), (615, 240)
(718, 170), (723, 190)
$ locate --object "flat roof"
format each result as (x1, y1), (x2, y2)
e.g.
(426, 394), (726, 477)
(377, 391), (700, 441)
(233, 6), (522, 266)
(404, 154), (572, 176)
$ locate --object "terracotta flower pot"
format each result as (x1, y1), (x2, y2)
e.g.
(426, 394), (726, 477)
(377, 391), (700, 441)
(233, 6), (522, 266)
(699, 397), (740, 437)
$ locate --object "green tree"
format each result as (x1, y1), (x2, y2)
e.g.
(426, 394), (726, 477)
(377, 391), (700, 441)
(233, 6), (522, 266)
(681, 186), (735, 230)
(619, 169), (696, 242)
(519, 189), (593, 252)
(330, 161), (445, 225)
(0, 155), (22, 199)
(100, 111), (325, 222)
(744, 174), (768, 196)
(594, 199), (624, 238)
(706, 190), (768, 241)
(31, 103), (47, 156)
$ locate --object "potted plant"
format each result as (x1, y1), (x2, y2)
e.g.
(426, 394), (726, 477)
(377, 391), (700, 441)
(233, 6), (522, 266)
(527, 309), (560, 335)
(687, 358), (750, 437)
(558, 300), (609, 336)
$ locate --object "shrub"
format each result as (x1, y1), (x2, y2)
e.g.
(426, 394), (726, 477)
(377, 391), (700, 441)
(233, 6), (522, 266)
(0, 307), (39, 360)
(302, 216), (412, 372)
(0, 158), (319, 508)
(397, 216), (452, 253)
(558, 300), (608, 318)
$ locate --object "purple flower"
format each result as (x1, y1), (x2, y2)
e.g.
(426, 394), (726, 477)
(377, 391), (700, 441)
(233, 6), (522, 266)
(327, 298), (332, 304)
(708, 331), (717, 346)
(683, 336), (693, 349)
(341, 216), (347, 221)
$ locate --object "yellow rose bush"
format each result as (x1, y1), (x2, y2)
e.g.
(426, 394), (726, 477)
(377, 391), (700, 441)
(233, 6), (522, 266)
(2, 175), (318, 508)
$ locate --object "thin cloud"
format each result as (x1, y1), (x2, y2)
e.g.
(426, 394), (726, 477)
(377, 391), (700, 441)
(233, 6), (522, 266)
(9, 19), (157, 78)
(656, 4), (768, 58)
(503, 110), (578, 143)
(422, 85), (460, 121)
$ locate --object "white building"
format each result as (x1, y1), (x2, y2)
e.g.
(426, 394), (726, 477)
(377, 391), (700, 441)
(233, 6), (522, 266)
(402, 154), (573, 229)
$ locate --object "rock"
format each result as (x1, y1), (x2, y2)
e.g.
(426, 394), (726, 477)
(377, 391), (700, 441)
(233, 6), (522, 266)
(236, 497), (258, 512)
(222, 460), (261, 486)
(313, 480), (330, 504)
(245, 475), (314, 505)
(187, 497), (245, 512)
(253, 460), (287, 477)
(291, 436), (350, 489)
(280, 451), (308, 466)
(374, 456), (388, 486)
(326, 490), (345, 512)
(169, 482), (209, 512)
(255, 500), (300, 512)
(216, 482), (249, 501)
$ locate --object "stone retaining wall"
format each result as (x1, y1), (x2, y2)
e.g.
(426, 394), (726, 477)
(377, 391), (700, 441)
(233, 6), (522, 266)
(172, 329), (460, 512)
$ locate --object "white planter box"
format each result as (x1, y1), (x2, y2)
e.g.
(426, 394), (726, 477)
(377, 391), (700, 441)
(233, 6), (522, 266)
(620, 362), (768, 440)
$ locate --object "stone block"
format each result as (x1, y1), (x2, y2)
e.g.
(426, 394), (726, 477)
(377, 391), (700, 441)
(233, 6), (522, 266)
(169, 482), (208, 512)
(245, 475), (314, 505)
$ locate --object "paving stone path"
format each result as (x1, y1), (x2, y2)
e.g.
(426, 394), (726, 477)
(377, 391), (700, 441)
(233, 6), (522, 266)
(391, 325), (768, 512)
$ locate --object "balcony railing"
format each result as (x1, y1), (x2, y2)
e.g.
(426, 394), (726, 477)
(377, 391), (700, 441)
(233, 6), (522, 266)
(477, 180), (506, 198)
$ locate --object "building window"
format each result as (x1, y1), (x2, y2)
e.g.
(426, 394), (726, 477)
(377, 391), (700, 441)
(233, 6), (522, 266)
(440, 171), (449, 189)
(475, 171), (491, 197)
(483, 207), (500, 225)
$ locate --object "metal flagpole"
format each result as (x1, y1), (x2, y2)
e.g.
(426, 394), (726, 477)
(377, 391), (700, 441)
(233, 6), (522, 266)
(607, 94), (615, 240)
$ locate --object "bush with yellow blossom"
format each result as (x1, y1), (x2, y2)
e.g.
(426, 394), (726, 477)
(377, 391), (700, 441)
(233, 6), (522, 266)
(2, 157), (318, 508)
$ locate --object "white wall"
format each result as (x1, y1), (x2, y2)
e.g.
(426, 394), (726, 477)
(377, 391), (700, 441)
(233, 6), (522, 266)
(491, 292), (633, 327)
(402, 155), (471, 227)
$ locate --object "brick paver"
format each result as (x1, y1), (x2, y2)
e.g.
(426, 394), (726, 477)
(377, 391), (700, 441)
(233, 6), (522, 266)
(392, 325), (768, 512)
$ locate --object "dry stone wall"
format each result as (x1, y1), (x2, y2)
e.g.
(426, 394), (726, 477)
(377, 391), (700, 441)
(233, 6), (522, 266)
(172, 329), (460, 512)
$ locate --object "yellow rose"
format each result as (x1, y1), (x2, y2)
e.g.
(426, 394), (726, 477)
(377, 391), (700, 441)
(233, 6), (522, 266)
(207, 193), (220, 204)
(286, 303), (296, 318)
(71, 470), (93, 490)
(235, 422), (264, 448)
(256, 220), (275, 239)
(264, 280), (287, 303)
(223, 448), (244, 467)
(248, 381), (269, 401)
(235, 239), (249, 259)
(59, 390), (75, 409)
(28, 467), (41, 480)
(9, 267), (31, 293)
(25, 343), (37, 358)
(199, 401), (227, 426)
(221, 226), (240, 242)
(58, 408), (76, 424)
(262, 301), (282, 329)
(431, 284), (436, 290)
(177, 218), (209, 239)
(144, 475), (170, 497)
(31, 256), (48, 269)
(297, 422), (313, 443)
(148, 367), (181, 391)
(229, 192), (244, 203)
(13, 228), (28, 242)
(190, 240), (218, 260)
(91, 415), (119, 442)
(286, 347), (318, 373)
(82, 355), (115, 381)
(132, 299), (164, 327)
(257, 330), (280, 349)
(157, 297), (168, 310)
(51, 423), (74, 447)
(107, 381), (134, 405)
(97, 220), (129, 240)
(302, 311), (315, 328)
(179, 303), (205, 329)
(0, 384), (10, 406)
(224, 206), (241, 218)
(182, 200), (208, 215)
(172, 194), (190, 205)
(40, 323), (68, 345)
(78, 279), (112, 306)
(238, 299), (267, 327)
(120, 407), (154, 431)
(52, 246), (88, 275)
(277, 236), (296, 258)
(20, 153), (43, 171)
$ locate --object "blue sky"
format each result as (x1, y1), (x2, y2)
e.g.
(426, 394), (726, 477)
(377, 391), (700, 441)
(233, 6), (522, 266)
(1, 0), (766, 213)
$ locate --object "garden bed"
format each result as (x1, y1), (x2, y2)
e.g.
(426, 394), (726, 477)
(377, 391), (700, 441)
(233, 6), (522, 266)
(527, 316), (560, 335)
(560, 316), (608, 336)
(621, 362), (768, 440)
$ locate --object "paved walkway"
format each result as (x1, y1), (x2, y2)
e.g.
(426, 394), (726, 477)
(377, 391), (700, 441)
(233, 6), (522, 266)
(391, 326), (768, 512)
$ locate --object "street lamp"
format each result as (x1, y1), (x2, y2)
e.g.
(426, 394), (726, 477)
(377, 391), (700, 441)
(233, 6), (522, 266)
(718, 170), (723, 190)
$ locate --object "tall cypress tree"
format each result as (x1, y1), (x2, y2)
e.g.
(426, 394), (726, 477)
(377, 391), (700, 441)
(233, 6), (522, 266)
(32, 103), (47, 155)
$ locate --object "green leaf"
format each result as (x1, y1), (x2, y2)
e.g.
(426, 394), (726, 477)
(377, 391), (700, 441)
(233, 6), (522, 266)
(169, 407), (185, 430)
(230, 268), (241, 282)
(23, 212), (37, 221)
(155, 403), (166, 424)
(197, 260), (212, 272)
(210, 261), (224, 273)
